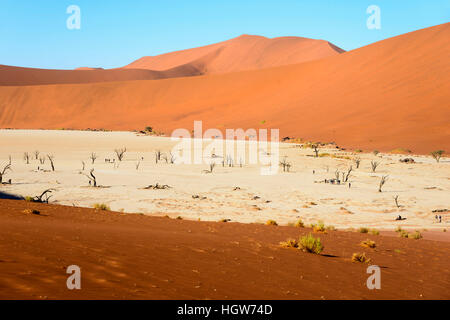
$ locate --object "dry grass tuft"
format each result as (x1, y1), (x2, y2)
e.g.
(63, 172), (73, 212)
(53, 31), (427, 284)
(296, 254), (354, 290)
(266, 219), (278, 226)
(23, 209), (40, 215)
(294, 219), (305, 228)
(311, 221), (327, 233)
(407, 231), (423, 240)
(358, 227), (369, 233)
(280, 239), (299, 248)
(93, 203), (110, 211)
(352, 252), (371, 263)
(360, 239), (376, 248)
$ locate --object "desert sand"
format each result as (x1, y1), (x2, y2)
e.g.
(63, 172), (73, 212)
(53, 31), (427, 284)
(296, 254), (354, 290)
(0, 63), (205, 86)
(0, 130), (448, 231)
(0, 198), (449, 300)
(0, 23), (448, 153)
(1, 21), (449, 301)
(124, 34), (344, 73)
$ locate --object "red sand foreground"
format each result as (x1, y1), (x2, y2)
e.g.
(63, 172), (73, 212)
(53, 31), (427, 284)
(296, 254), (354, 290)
(0, 199), (448, 300)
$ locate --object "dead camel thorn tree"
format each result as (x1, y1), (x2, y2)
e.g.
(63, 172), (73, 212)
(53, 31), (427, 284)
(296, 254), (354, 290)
(115, 148), (127, 162)
(84, 168), (98, 187)
(33, 189), (54, 203)
(430, 150), (444, 163)
(23, 152), (30, 164)
(203, 162), (216, 174)
(379, 175), (388, 192)
(169, 152), (176, 164)
(0, 163), (12, 184)
(155, 150), (162, 164)
(371, 160), (380, 173)
(393, 195), (400, 208)
(312, 144), (319, 157)
(344, 166), (352, 182)
(354, 157), (361, 169)
(90, 152), (98, 164)
(279, 156), (292, 172)
(47, 155), (55, 171)
(34, 150), (40, 160)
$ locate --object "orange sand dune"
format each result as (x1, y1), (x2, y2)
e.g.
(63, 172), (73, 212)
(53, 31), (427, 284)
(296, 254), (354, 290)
(0, 23), (449, 153)
(1, 199), (449, 299)
(0, 35), (342, 86)
(124, 34), (344, 74)
(0, 64), (204, 86)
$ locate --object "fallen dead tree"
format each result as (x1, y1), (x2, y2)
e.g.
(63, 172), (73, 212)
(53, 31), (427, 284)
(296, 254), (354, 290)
(26, 189), (54, 203)
(143, 183), (171, 190)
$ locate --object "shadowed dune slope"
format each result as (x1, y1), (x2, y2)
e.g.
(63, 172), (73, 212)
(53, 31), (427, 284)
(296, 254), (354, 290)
(0, 23), (449, 153)
(0, 64), (205, 86)
(124, 34), (344, 73)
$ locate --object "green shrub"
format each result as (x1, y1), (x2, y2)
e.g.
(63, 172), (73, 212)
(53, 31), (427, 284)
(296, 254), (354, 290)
(299, 233), (324, 254)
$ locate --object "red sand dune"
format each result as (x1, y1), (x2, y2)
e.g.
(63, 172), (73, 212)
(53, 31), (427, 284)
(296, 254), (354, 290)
(124, 34), (344, 74)
(0, 64), (205, 86)
(1, 199), (449, 300)
(0, 35), (342, 86)
(0, 23), (449, 153)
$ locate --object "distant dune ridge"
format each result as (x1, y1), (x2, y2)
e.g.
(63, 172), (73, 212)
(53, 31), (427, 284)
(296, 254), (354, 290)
(123, 34), (345, 74)
(0, 35), (343, 86)
(0, 63), (205, 86)
(0, 23), (449, 153)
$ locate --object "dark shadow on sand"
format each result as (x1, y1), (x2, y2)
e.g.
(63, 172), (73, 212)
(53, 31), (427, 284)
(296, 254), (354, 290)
(0, 191), (23, 200)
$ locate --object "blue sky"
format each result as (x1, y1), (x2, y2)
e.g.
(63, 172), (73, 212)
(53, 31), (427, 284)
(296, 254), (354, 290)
(0, 0), (448, 69)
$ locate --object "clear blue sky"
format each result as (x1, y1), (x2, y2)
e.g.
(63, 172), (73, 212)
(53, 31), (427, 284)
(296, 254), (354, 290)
(0, 0), (448, 69)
